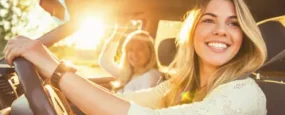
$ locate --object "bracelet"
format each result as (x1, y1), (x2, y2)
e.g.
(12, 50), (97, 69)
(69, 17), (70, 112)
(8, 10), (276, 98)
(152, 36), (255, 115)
(50, 61), (77, 91)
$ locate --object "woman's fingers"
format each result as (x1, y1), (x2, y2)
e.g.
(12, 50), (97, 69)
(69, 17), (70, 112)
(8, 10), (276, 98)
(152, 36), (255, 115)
(3, 43), (16, 65)
(4, 43), (21, 66)
(3, 35), (58, 77)
(3, 36), (30, 65)
(3, 36), (23, 55)
(6, 47), (21, 66)
(3, 39), (15, 54)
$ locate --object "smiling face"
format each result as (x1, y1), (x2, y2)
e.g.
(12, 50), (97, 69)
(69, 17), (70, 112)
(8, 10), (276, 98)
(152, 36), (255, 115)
(194, 0), (243, 69)
(126, 39), (151, 68)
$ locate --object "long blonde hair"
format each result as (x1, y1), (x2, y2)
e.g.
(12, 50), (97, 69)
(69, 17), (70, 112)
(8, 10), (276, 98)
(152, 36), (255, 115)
(163, 0), (267, 107)
(118, 30), (158, 87)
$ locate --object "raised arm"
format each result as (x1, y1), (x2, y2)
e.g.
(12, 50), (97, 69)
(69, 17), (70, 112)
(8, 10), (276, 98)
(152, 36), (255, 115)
(98, 39), (121, 78)
(38, 21), (79, 47)
(98, 23), (129, 78)
(38, 0), (82, 47)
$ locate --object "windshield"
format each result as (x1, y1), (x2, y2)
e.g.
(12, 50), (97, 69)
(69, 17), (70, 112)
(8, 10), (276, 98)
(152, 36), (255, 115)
(1, 0), (284, 78)
(0, 0), (144, 78)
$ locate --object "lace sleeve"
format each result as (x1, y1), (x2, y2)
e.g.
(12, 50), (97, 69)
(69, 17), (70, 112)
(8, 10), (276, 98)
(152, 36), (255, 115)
(127, 78), (267, 115)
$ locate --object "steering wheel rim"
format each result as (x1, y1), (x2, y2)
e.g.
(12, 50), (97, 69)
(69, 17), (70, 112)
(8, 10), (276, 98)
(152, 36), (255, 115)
(13, 57), (71, 115)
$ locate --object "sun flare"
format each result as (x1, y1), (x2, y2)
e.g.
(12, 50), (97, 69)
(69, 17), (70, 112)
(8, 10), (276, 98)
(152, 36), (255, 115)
(66, 16), (106, 50)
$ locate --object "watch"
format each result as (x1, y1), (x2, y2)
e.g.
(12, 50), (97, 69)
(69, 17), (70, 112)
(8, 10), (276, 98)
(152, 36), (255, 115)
(50, 61), (77, 91)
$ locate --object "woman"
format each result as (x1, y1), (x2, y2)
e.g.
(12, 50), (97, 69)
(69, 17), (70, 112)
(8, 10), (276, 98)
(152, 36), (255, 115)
(98, 30), (161, 93)
(4, 0), (267, 114)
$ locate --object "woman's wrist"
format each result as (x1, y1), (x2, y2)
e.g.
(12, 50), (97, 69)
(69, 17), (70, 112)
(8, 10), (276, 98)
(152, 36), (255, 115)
(46, 60), (60, 78)
(36, 56), (60, 78)
(36, 40), (60, 78)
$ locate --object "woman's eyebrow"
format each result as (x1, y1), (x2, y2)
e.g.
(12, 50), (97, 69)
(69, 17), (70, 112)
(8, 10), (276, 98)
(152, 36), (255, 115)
(202, 13), (237, 19)
(202, 13), (217, 17)
(229, 16), (237, 19)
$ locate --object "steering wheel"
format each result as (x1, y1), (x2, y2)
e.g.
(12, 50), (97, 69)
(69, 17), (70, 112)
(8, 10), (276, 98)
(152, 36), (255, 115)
(13, 57), (72, 115)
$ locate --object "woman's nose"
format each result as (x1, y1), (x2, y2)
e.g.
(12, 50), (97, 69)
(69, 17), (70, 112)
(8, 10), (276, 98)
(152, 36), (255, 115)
(129, 52), (137, 58)
(213, 24), (228, 37)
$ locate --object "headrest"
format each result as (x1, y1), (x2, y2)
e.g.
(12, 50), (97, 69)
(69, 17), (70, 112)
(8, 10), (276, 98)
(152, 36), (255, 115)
(258, 21), (285, 71)
(259, 21), (285, 61)
(157, 38), (177, 66)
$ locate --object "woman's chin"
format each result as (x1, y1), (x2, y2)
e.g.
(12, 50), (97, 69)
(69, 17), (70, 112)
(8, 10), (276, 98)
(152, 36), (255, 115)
(203, 59), (229, 68)
(130, 63), (145, 68)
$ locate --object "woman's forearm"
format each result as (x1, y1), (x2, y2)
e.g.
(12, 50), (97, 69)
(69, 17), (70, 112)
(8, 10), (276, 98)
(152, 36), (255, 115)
(38, 21), (79, 47)
(98, 22), (129, 76)
(98, 41), (121, 77)
(59, 72), (130, 115)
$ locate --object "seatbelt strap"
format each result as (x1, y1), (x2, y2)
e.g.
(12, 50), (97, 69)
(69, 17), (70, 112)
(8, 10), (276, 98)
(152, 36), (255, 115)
(261, 50), (285, 68)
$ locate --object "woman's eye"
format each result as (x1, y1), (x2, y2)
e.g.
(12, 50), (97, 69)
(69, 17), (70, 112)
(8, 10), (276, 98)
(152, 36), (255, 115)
(202, 19), (214, 23)
(229, 22), (240, 27)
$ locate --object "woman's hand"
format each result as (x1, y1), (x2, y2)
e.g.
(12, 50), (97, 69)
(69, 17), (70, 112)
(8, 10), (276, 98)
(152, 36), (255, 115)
(107, 20), (130, 42)
(3, 36), (59, 78)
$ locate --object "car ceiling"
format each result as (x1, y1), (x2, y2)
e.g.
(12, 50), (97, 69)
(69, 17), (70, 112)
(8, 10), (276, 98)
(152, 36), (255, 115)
(245, 0), (285, 22)
(43, 0), (285, 72)
(48, 0), (285, 28)
(113, 0), (285, 22)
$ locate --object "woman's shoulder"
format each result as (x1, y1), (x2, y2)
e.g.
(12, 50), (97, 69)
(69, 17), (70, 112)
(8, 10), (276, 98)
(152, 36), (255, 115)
(207, 77), (266, 102)
(207, 77), (266, 112)
(211, 77), (264, 95)
(134, 69), (161, 80)
(204, 77), (266, 114)
(219, 77), (260, 90)
(145, 69), (161, 77)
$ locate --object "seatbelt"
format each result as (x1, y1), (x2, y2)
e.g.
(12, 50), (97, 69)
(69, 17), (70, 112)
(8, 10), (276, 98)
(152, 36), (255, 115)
(261, 50), (285, 68)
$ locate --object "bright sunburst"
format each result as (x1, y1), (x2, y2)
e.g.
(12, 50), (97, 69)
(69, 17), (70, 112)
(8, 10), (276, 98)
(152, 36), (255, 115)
(66, 16), (106, 50)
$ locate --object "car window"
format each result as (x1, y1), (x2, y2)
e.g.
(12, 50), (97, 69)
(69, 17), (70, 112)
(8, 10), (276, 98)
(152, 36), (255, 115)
(0, 1), (143, 78)
(49, 19), (143, 77)
(0, 2), (57, 61)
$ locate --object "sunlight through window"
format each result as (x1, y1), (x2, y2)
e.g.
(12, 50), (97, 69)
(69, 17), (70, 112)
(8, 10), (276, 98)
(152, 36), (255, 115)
(75, 17), (105, 50)
(64, 16), (107, 50)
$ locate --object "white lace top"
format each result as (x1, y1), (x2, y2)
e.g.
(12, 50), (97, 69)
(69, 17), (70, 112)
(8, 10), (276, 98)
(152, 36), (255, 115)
(98, 42), (161, 93)
(119, 77), (267, 115)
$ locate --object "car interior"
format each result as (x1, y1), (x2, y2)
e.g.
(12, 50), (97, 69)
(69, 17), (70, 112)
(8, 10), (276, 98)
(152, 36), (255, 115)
(0, 0), (284, 115)
(255, 20), (285, 115)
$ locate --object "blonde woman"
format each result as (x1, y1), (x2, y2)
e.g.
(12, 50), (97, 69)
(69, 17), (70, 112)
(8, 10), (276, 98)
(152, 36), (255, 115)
(98, 30), (161, 93)
(4, 0), (267, 114)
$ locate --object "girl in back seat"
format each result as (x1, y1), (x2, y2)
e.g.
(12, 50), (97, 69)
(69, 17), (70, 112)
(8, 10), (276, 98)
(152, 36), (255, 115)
(98, 30), (161, 93)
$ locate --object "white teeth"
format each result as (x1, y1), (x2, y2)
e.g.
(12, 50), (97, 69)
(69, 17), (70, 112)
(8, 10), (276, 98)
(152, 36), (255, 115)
(207, 42), (228, 49)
